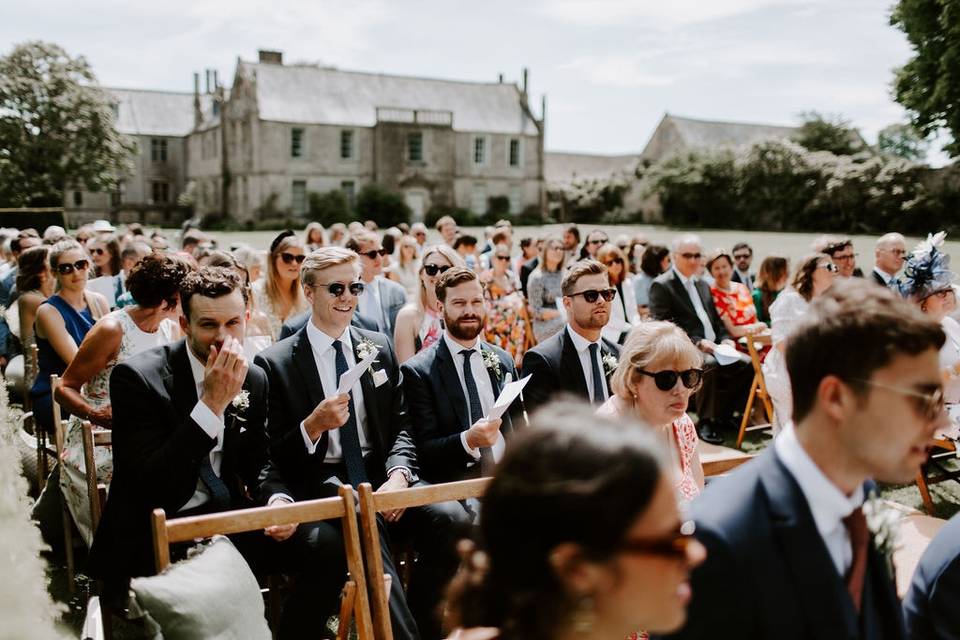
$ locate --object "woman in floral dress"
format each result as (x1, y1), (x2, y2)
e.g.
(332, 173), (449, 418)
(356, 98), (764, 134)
(706, 250), (767, 344)
(480, 244), (527, 366)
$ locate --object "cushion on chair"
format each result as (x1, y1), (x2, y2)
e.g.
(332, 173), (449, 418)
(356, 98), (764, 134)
(129, 535), (271, 640)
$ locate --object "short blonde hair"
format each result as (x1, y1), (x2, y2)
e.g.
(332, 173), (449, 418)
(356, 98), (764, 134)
(417, 244), (465, 309)
(301, 247), (360, 287)
(561, 259), (607, 296)
(610, 321), (703, 397)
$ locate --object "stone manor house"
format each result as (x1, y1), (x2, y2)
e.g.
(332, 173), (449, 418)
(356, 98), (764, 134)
(66, 50), (546, 225)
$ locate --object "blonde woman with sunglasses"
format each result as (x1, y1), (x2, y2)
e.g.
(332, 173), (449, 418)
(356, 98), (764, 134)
(252, 230), (309, 340)
(393, 244), (463, 363)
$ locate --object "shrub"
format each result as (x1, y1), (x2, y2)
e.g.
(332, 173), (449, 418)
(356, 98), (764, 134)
(355, 183), (411, 227)
(486, 195), (511, 217)
(308, 189), (353, 227)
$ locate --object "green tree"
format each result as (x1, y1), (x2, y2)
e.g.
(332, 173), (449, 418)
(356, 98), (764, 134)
(891, 0), (960, 157)
(354, 183), (411, 227)
(308, 189), (353, 226)
(0, 41), (134, 207)
(792, 111), (864, 156)
(877, 123), (930, 162)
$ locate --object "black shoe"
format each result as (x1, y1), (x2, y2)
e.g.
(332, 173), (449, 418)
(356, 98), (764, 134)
(697, 419), (724, 445)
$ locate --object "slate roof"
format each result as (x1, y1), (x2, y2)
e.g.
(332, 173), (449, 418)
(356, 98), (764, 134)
(238, 61), (539, 136)
(106, 88), (212, 137)
(545, 151), (640, 183)
(665, 114), (796, 147)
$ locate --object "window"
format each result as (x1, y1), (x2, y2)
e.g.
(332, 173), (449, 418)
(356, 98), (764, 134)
(291, 128), (304, 158)
(340, 130), (354, 160)
(509, 138), (521, 167)
(470, 184), (487, 215)
(292, 180), (307, 215)
(407, 132), (423, 162)
(110, 102), (119, 118)
(341, 181), (356, 209)
(473, 136), (486, 165)
(509, 185), (522, 214)
(151, 181), (170, 204)
(151, 138), (168, 162)
(72, 191), (82, 207)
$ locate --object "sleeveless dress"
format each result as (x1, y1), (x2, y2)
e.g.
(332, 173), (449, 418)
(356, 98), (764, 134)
(59, 309), (177, 546)
(481, 271), (527, 365)
(29, 295), (95, 435)
(415, 308), (444, 353)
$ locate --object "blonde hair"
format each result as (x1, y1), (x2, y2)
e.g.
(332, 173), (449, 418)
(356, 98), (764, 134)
(304, 222), (326, 246)
(596, 243), (628, 285)
(538, 234), (567, 273)
(301, 247), (360, 287)
(266, 234), (308, 315)
(610, 321), (703, 397)
(418, 244), (464, 309)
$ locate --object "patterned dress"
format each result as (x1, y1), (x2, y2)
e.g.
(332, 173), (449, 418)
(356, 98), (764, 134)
(481, 271), (527, 365)
(711, 282), (759, 328)
(60, 309), (177, 546)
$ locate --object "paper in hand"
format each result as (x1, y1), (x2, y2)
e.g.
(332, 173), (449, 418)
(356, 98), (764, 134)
(713, 343), (749, 366)
(336, 347), (379, 395)
(486, 374), (531, 420)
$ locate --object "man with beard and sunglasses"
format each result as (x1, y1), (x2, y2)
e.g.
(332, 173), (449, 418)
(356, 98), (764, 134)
(521, 259), (621, 412)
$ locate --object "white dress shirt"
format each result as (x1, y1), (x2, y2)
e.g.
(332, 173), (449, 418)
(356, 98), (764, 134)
(673, 267), (717, 342)
(180, 346), (228, 512)
(299, 321), (371, 460)
(873, 267), (896, 286)
(566, 324), (610, 403)
(774, 422), (865, 577)
(445, 332), (506, 463)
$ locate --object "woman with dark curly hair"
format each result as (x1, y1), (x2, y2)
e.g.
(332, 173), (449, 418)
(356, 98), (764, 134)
(52, 253), (191, 545)
(445, 401), (705, 640)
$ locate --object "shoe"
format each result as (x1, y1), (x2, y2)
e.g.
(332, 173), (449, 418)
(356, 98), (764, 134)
(697, 419), (724, 445)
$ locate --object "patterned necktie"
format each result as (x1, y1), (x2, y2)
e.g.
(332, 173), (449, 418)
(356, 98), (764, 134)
(588, 343), (605, 405)
(843, 507), (869, 612)
(199, 453), (231, 511)
(461, 349), (494, 475)
(333, 339), (368, 486)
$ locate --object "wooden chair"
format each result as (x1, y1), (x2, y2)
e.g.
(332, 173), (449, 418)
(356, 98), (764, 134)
(915, 436), (959, 515)
(357, 478), (492, 640)
(700, 441), (754, 477)
(735, 333), (774, 448)
(80, 420), (111, 534)
(48, 374), (79, 594)
(151, 486), (374, 640)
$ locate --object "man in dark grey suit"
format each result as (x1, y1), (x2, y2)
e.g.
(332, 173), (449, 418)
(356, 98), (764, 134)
(655, 280), (946, 640)
(346, 230), (406, 339)
(904, 511), (960, 639)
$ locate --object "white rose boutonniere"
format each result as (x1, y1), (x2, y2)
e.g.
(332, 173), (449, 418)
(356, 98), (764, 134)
(230, 390), (250, 426)
(862, 491), (900, 574)
(481, 349), (502, 380)
(601, 353), (618, 377)
(356, 336), (380, 373)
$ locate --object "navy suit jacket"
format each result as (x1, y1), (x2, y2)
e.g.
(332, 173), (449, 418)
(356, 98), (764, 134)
(401, 337), (520, 484)
(520, 325), (620, 413)
(655, 448), (905, 640)
(280, 309), (379, 341)
(904, 512), (960, 639)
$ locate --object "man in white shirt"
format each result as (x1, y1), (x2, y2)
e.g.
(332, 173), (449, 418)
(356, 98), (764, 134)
(657, 279), (947, 640)
(346, 230), (407, 338)
(872, 232), (907, 289)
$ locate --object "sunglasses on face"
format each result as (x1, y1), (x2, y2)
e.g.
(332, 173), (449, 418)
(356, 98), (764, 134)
(680, 252), (702, 260)
(56, 259), (90, 275)
(618, 521), (697, 560)
(312, 281), (365, 297)
(362, 248), (389, 259)
(423, 264), (453, 277)
(90, 247), (106, 256)
(587, 238), (608, 246)
(568, 288), (616, 303)
(818, 263), (839, 273)
(496, 255), (511, 262)
(280, 252), (306, 265)
(733, 253), (751, 260)
(604, 258), (624, 266)
(853, 379), (945, 422)
(638, 368), (704, 391)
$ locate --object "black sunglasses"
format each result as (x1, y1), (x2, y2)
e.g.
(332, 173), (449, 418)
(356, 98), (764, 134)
(680, 252), (702, 260)
(423, 264), (453, 277)
(90, 247), (106, 256)
(618, 521), (697, 560)
(637, 368), (704, 391)
(587, 238), (608, 246)
(362, 248), (389, 259)
(495, 255), (511, 262)
(56, 259), (90, 275)
(312, 281), (365, 297)
(280, 252), (306, 265)
(568, 288), (616, 303)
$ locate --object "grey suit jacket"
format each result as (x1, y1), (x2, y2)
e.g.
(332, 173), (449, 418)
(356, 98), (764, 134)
(355, 277), (406, 337)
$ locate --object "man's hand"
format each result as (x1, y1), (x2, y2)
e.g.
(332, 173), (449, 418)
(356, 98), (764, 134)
(377, 469), (410, 522)
(303, 394), (351, 441)
(697, 340), (718, 354)
(264, 497), (298, 541)
(200, 336), (248, 416)
(465, 417), (502, 449)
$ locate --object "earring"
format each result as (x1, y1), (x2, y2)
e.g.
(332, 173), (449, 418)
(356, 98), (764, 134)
(571, 594), (595, 634)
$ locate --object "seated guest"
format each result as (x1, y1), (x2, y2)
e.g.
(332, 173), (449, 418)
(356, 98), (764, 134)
(752, 256), (789, 324)
(634, 244), (670, 319)
(903, 512), (960, 639)
(454, 234), (479, 271)
(597, 243), (640, 345)
(706, 249), (767, 340)
(30, 240), (109, 434)
(516, 237), (539, 294)
(254, 248), (422, 640)
(872, 232), (907, 288)
(252, 230), (309, 341)
(387, 234), (422, 300)
(436, 215), (459, 247)
(346, 230), (407, 338)
(816, 235), (860, 278)
(527, 235), (568, 343)
(657, 279), (946, 640)
(648, 234), (753, 445)
(14, 246), (54, 380)
(201, 250), (272, 356)
(730, 242), (755, 291)
(393, 244), (464, 363)
(445, 401), (706, 640)
(479, 244), (526, 365)
(763, 254), (836, 432)
(578, 229), (609, 261)
(522, 259), (620, 412)
(304, 221), (326, 251)
(598, 321), (705, 506)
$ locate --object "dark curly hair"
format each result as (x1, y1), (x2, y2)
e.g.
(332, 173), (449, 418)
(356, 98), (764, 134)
(126, 254), (193, 310)
(16, 245), (50, 293)
(180, 266), (248, 321)
(792, 253), (831, 301)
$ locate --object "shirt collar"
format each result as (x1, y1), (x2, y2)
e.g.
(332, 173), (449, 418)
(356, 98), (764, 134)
(444, 330), (480, 356)
(774, 423), (864, 536)
(873, 267), (895, 283)
(673, 266), (695, 287)
(306, 317), (352, 356)
(566, 324), (601, 353)
(185, 343), (206, 390)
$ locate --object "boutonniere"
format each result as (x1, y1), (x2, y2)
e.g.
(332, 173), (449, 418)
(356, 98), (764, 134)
(862, 491), (900, 573)
(356, 336), (380, 374)
(229, 389), (250, 427)
(481, 348), (502, 379)
(601, 353), (619, 377)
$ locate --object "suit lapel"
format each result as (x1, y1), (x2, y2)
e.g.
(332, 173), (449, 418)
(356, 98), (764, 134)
(560, 329), (590, 397)
(668, 271), (698, 315)
(436, 338), (470, 429)
(351, 327), (383, 441)
(292, 327), (326, 413)
(164, 340), (199, 421)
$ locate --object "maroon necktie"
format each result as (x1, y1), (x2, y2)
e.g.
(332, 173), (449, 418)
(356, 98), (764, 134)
(843, 507), (869, 612)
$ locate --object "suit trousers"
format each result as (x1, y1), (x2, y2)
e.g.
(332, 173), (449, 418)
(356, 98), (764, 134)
(695, 354), (754, 423)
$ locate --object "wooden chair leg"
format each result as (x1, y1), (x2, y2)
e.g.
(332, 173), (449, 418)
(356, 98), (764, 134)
(916, 469), (935, 515)
(736, 377), (759, 448)
(337, 581), (357, 640)
(61, 502), (76, 595)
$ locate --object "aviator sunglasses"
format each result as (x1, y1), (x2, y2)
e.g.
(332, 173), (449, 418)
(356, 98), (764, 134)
(567, 288), (617, 303)
(423, 264), (453, 277)
(56, 259), (90, 275)
(280, 252), (306, 265)
(637, 368), (704, 391)
(312, 281), (366, 297)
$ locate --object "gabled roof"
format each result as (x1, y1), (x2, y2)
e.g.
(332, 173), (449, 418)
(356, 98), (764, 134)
(545, 151), (640, 183)
(642, 114), (798, 161)
(105, 87), (213, 137)
(237, 61), (539, 136)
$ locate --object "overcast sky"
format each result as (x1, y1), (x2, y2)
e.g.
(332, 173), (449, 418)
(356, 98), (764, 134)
(4, 0), (942, 162)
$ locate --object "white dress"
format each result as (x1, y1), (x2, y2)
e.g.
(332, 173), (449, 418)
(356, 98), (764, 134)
(941, 317), (960, 404)
(762, 289), (809, 434)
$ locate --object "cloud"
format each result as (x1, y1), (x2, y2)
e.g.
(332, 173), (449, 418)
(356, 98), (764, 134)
(536, 0), (829, 27)
(559, 54), (676, 87)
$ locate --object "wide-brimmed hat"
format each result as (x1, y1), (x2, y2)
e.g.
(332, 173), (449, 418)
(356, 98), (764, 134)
(91, 219), (115, 233)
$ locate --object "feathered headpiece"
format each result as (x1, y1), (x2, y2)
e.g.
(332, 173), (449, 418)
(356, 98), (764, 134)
(899, 231), (955, 301)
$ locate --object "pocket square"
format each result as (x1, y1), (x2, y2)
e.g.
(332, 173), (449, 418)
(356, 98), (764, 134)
(373, 369), (389, 387)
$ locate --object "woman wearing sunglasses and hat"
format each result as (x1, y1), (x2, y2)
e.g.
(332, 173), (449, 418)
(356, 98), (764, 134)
(394, 243), (463, 363)
(252, 230), (309, 340)
(597, 321), (706, 506)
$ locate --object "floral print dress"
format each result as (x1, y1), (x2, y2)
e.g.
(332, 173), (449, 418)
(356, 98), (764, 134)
(481, 271), (527, 366)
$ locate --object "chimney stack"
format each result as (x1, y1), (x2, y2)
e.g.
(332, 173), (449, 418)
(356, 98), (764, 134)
(213, 70), (219, 89)
(498, 73), (504, 83)
(522, 67), (529, 95)
(258, 49), (284, 65)
(205, 69), (211, 93)
(193, 72), (200, 97)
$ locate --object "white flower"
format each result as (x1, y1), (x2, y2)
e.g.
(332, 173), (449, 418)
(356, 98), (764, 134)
(481, 349), (502, 379)
(862, 491), (901, 561)
(231, 390), (250, 412)
(356, 337), (378, 362)
(602, 353), (618, 377)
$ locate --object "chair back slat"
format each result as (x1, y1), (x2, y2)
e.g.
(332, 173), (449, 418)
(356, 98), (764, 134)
(81, 421), (112, 533)
(369, 478), (491, 512)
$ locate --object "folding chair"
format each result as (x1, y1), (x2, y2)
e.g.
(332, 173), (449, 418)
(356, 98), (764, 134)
(49, 374), (78, 594)
(735, 333), (774, 449)
(80, 420), (112, 534)
(357, 478), (492, 640)
(915, 436), (959, 515)
(151, 485), (374, 640)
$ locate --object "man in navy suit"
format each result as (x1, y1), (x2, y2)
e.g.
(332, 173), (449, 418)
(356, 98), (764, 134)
(521, 259), (621, 413)
(656, 280), (947, 640)
(904, 512), (960, 639)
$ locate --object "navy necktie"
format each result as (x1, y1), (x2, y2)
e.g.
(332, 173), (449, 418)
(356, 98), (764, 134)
(461, 349), (494, 475)
(333, 339), (368, 486)
(199, 454), (231, 511)
(588, 342), (605, 405)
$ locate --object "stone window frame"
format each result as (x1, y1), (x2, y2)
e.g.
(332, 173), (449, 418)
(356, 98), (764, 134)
(472, 135), (489, 167)
(291, 128), (305, 159)
(507, 138), (522, 168)
(340, 129), (355, 160)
